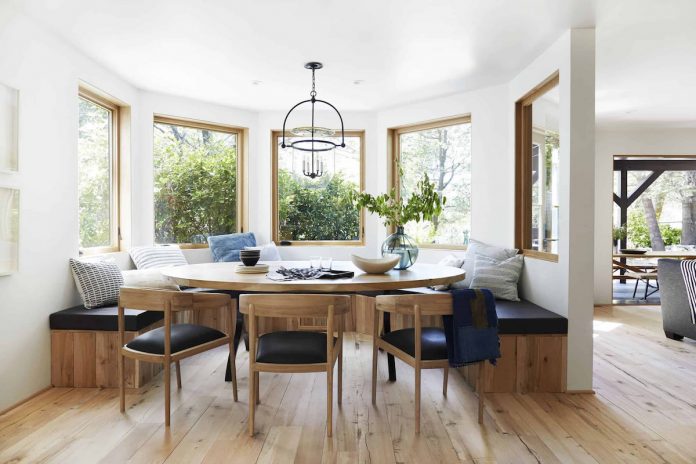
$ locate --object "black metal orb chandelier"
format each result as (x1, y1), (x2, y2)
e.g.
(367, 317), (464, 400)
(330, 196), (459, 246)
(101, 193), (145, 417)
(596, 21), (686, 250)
(281, 62), (345, 179)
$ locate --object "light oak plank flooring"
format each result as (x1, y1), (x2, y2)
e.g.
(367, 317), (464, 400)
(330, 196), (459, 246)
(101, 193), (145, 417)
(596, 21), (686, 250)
(1, 305), (696, 463)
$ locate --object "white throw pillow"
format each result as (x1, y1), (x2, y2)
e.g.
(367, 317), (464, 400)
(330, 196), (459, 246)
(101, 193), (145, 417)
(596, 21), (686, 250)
(122, 269), (180, 291)
(431, 254), (465, 290)
(469, 254), (524, 301)
(245, 242), (281, 261)
(458, 239), (518, 289)
(129, 245), (187, 269)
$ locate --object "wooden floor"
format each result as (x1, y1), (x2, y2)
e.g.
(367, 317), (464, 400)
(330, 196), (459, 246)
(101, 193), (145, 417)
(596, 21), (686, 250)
(2, 305), (696, 463)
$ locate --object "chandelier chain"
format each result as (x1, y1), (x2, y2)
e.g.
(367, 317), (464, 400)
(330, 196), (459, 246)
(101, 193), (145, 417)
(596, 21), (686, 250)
(310, 68), (317, 98)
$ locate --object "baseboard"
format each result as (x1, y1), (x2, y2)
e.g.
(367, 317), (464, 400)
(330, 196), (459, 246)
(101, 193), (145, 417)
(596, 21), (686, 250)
(565, 389), (596, 394)
(0, 385), (52, 416)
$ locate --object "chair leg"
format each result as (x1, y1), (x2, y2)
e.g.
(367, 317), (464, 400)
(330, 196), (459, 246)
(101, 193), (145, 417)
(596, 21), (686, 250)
(338, 343), (343, 406)
(443, 366), (449, 397)
(175, 361), (182, 389)
(632, 279), (639, 298)
(164, 361), (171, 427)
(249, 368), (255, 436)
(327, 363), (334, 437)
(477, 361), (485, 425)
(371, 342), (378, 405)
(119, 352), (125, 413)
(255, 371), (260, 404)
(415, 366), (421, 434)
(229, 338), (238, 402)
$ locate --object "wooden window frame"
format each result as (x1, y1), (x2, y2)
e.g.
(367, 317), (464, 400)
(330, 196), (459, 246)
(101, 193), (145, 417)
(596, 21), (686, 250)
(388, 115), (472, 250)
(78, 88), (121, 255)
(514, 71), (560, 263)
(271, 130), (365, 246)
(153, 115), (248, 248)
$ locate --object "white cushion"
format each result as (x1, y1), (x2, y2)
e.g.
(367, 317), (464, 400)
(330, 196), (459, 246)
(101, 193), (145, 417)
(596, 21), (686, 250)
(431, 254), (465, 290)
(122, 269), (180, 291)
(456, 239), (518, 289)
(245, 242), (281, 261)
(129, 245), (187, 269)
(469, 254), (524, 301)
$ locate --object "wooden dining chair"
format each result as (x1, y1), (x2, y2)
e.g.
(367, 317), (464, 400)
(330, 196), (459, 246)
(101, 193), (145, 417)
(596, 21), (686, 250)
(372, 293), (486, 433)
(239, 294), (350, 437)
(118, 287), (237, 426)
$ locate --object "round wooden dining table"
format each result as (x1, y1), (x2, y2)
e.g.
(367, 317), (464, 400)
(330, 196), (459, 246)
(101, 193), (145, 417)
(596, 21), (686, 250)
(163, 260), (465, 381)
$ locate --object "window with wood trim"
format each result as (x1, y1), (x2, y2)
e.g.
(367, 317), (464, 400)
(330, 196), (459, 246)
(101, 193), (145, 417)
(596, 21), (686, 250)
(390, 116), (472, 248)
(153, 116), (245, 245)
(78, 89), (120, 253)
(515, 72), (560, 260)
(272, 130), (364, 245)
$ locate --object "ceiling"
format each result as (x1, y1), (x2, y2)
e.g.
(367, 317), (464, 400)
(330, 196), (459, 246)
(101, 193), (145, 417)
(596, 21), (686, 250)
(13, 0), (696, 128)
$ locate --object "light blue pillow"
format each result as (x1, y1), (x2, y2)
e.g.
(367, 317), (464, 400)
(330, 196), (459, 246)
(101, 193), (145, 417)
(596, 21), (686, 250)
(207, 233), (257, 262)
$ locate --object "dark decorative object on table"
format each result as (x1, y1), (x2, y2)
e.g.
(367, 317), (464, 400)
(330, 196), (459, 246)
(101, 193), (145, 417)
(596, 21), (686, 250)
(240, 249), (260, 267)
(267, 266), (354, 281)
(620, 249), (648, 255)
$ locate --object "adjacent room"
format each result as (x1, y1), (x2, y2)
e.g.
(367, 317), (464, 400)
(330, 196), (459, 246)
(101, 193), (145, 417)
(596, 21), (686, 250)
(0, 0), (695, 462)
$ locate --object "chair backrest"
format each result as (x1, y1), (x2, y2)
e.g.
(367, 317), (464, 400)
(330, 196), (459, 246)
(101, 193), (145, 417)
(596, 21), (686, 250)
(119, 287), (230, 312)
(239, 294), (351, 318)
(375, 293), (453, 316)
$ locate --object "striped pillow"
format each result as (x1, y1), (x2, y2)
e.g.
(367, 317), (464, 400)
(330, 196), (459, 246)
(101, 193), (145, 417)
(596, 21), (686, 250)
(469, 254), (524, 301)
(69, 258), (124, 309)
(129, 246), (188, 270)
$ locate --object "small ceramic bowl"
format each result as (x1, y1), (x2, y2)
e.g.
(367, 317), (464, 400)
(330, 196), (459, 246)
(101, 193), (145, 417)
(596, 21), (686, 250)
(240, 255), (260, 267)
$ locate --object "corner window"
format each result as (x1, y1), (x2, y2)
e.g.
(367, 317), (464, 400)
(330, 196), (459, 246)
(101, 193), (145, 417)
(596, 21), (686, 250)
(78, 90), (119, 252)
(390, 116), (472, 248)
(515, 72), (560, 260)
(153, 116), (244, 245)
(272, 131), (364, 244)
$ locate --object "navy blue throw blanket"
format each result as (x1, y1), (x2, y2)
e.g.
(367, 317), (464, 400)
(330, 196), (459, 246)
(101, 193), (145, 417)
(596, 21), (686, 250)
(442, 288), (500, 368)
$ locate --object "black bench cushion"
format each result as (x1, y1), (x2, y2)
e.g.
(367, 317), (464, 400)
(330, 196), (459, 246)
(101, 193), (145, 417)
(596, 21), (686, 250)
(396, 287), (567, 334)
(382, 327), (448, 360)
(49, 305), (164, 332)
(126, 323), (226, 355)
(256, 331), (336, 364)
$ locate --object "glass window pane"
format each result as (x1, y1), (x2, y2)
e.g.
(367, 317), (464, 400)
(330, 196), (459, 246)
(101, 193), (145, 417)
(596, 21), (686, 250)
(277, 134), (361, 241)
(530, 84), (559, 254)
(153, 121), (238, 244)
(399, 122), (472, 246)
(78, 97), (113, 249)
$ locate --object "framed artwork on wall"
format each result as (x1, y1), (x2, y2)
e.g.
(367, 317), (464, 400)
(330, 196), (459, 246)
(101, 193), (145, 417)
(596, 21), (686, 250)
(0, 82), (19, 173)
(0, 186), (19, 275)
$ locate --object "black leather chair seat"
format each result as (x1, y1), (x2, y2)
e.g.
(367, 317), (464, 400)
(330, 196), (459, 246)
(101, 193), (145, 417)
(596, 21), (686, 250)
(49, 305), (164, 332)
(256, 331), (336, 364)
(126, 324), (226, 355)
(382, 327), (448, 360)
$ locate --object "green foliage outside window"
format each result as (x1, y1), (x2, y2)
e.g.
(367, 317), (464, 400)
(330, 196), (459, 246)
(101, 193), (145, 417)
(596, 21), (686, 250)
(153, 123), (237, 244)
(627, 209), (681, 248)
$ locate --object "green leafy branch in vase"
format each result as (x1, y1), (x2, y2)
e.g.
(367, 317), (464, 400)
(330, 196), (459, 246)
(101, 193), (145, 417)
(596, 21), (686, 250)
(351, 173), (446, 227)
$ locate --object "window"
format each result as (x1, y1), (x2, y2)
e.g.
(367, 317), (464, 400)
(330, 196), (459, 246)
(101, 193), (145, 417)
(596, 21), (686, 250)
(153, 116), (244, 245)
(272, 131), (364, 244)
(515, 71), (560, 260)
(78, 89), (119, 252)
(390, 116), (472, 248)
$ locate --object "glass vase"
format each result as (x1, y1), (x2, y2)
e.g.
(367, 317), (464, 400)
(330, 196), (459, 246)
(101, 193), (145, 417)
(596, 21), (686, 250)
(381, 226), (419, 270)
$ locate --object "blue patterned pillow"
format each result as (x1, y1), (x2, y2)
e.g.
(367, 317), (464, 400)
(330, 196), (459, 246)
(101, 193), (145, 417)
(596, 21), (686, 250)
(207, 233), (257, 262)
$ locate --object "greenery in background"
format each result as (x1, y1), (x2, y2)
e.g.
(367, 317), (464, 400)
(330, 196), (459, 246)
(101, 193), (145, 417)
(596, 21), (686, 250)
(627, 209), (681, 248)
(612, 224), (627, 242)
(398, 124), (471, 244)
(153, 123), (237, 244)
(352, 171), (444, 228)
(278, 170), (359, 241)
(78, 97), (112, 248)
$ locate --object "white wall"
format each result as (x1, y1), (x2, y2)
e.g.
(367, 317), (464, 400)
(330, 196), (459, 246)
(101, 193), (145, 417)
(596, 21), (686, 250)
(0, 4), (140, 411)
(594, 128), (696, 304)
(509, 29), (596, 391)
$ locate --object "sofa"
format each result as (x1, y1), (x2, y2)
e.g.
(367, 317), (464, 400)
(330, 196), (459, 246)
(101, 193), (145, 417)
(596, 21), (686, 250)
(658, 258), (696, 341)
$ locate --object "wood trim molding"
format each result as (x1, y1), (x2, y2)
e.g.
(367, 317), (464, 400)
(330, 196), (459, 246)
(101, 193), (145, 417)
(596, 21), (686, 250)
(271, 130), (366, 245)
(0, 386), (52, 417)
(388, 115), (472, 249)
(514, 71), (560, 260)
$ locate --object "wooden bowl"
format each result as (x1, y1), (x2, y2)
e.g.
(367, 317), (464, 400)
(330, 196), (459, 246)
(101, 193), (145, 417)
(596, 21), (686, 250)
(351, 254), (401, 274)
